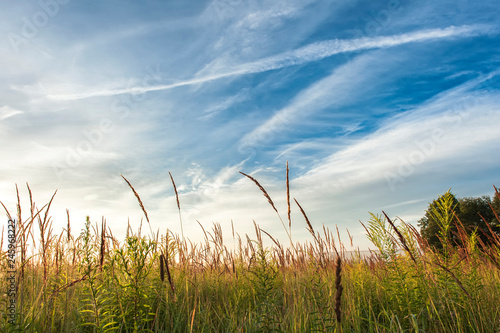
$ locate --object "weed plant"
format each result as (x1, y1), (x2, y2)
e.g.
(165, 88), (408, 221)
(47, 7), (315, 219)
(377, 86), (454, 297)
(1, 176), (500, 332)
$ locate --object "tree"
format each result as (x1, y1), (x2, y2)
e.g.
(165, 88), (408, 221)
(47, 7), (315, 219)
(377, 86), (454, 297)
(457, 196), (495, 243)
(419, 186), (500, 249)
(418, 189), (459, 249)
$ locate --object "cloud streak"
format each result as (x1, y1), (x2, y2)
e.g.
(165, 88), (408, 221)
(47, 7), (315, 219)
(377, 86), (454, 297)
(45, 25), (491, 101)
(0, 106), (24, 122)
(294, 72), (500, 193)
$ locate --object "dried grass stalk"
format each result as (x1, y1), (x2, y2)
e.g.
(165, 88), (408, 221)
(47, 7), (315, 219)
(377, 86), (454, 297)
(121, 175), (150, 224)
(286, 161), (291, 229)
(382, 211), (416, 264)
(99, 219), (106, 271)
(169, 172), (181, 211)
(294, 198), (314, 235)
(335, 256), (343, 324)
(239, 170), (295, 250)
(160, 253), (165, 282)
(66, 209), (71, 242)
(239, 171), (278, 213)
(169, 172), (184, 241)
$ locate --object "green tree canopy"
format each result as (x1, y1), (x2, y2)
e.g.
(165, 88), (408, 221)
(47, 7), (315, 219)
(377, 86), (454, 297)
(418, 189), (459, 249)
(458, 196), (497, 240)
(418, 186), (500, 249)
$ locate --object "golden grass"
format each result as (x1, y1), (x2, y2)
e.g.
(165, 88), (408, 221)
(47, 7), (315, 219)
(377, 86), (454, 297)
(1, 173), (499, 332)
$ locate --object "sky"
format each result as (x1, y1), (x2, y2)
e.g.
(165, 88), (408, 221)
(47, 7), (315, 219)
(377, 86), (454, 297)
(0, 0), (499, 250)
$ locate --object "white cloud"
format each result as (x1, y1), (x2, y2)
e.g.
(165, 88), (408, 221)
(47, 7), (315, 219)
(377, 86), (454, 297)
(0, 106), (24, 122)
(199, 90), (250, 120)
(279, 75), (500, 238)
(39, 25), (491, 101)
(238, 53), (382, 150)
(296, 92), (500, 190)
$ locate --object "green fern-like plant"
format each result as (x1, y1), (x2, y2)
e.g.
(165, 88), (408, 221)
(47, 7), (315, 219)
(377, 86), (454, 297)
(363, 213), (397, 261)
(247, 241), (283, 333)
(110, 233), (156, 332)
(77, 217), (118, 332)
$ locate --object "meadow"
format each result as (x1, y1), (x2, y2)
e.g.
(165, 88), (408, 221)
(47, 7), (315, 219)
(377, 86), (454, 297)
(1, 172), (500, 332)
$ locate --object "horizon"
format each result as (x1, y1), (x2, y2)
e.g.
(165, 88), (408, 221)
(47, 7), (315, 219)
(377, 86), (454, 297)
(1, 0), (499, 250)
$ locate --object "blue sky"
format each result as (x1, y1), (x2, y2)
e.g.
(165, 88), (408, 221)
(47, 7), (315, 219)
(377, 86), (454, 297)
(1, 0), (499, 250)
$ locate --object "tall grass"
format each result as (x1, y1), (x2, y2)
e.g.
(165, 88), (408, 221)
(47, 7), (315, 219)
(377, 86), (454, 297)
(1, 175), (500, 332)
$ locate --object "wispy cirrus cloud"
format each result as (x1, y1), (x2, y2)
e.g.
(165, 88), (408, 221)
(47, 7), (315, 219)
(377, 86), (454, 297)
(238, 52), (382, 151)
(294, 71), (500, 193)
(0, 106), (24, 122)
(41, 24), (492, 101)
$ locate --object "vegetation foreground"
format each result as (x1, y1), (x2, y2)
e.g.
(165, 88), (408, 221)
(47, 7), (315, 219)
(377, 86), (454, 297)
(1, 173), (500, 332)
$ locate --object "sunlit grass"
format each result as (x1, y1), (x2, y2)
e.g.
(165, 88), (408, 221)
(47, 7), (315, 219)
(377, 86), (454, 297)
(1, 177), (500, 332)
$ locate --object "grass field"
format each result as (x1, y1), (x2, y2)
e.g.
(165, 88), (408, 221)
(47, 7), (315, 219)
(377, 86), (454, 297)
(1, 174), (500, 332)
